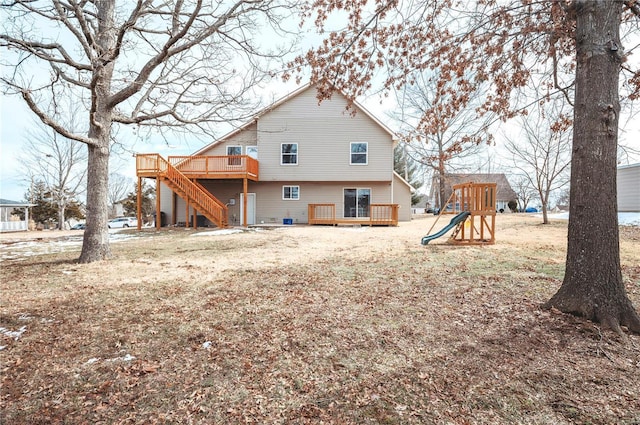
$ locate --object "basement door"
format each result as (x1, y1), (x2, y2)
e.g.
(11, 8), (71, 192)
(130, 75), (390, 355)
(240, 193), (256, 226)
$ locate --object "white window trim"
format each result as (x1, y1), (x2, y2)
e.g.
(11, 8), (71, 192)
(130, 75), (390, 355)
(350, 142), (368, 165)
(246, 145), (258, 159)
(226, 145), (243, 166)
(226, 145), (242, 155)
(281, 143), (298, 165)
(343, 187), (372, 218)
(282, 185), (300, 200)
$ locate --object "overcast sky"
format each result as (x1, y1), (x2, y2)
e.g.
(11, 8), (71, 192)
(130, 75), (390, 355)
(2, 6), (640, 203)
(0, 77), (401, 202)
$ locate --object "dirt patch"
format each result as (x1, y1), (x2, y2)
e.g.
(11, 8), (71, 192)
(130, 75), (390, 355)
(1, 215), (639, 424)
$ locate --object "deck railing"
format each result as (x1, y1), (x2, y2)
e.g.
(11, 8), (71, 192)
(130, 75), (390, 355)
(168, 155), (259, 180)
(308, 203), (336, 225)
(136, 154), (258, 180)
(369, 204), (400, 225)
(308, 203), (399, 226)
(136, 153), (168, 175)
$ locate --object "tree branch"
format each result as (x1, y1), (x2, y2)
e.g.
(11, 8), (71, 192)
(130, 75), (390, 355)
(3, 78), (96, 146)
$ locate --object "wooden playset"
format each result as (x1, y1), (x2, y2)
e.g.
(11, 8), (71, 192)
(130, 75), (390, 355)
(423, 181), (497, 245)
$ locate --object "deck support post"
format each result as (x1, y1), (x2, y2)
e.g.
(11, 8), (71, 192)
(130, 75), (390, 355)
(171, 193), (176, 226)
(137, 176), (142, 230)
(155, 177), (161, 230)
(185, 201), (190, 228)
(243, 178), (248, 227)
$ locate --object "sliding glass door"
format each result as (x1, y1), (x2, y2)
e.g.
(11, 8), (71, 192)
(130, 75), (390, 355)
(344, 188), (371, 218)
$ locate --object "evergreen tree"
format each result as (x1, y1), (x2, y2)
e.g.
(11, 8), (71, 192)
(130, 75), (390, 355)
(15, 181), (85, 224)
(23, 180), (57, 224)
(121, 181), (155, 221)
(394, 144), (424, 205)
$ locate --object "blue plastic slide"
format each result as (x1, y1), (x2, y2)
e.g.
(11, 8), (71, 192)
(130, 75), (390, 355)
(421, 211), (471, 245)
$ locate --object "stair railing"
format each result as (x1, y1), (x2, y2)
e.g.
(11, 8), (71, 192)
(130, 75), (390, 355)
(156, 156), (228, 227)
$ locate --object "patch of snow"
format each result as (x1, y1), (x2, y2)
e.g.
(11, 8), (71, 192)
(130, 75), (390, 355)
(0, 346), (6, 351)
(192, 229), (245, 237)
(0, 325), (27, 340)
(202, 341), (212, 349)
(121, 353), (136, 362)
(341, 226), (369, 232)
(544, 212), (640, 226)
(90, 353), (137, 363)
(619, 212), (640, 226)
(0, 231), (137, 261)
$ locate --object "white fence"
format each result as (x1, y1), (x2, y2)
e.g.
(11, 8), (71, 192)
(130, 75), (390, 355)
(1, 221), (28, 232)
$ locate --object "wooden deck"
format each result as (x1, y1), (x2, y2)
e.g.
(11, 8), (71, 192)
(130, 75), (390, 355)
(137, 154), (259, 181)
(308, 203), (399, 226)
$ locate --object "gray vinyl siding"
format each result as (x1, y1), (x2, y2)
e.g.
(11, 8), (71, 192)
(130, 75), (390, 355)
(257, 88), (394, 182)
(393, 173), (412, 222)
(159, 182), (173, 222)
(162, 180), (396, 225)
(617, 164), (640, 212)
(198, 123), (259, 156)
(251, 181), (394, 224)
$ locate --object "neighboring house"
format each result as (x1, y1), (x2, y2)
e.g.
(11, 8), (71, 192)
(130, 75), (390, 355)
(110, 201), (125, 218)
(430, 173), (518, 212)
(617, 163), (640, 212)
(0, 199), (35, 232)
(411, 198), (433, 214)
(136, 83), (412, 227)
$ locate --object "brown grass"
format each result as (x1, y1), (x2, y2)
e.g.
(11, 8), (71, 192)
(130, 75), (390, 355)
(1, 215), (639, 424)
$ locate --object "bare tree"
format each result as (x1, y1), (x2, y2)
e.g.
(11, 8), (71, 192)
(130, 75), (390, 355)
(1, 0), (299, 262)
(504, 101), (572, 224)
(108, 172), (132, 217)
(393, 72), (493, 210)
(509, 174), (537, 213)
(19, 122), (87, 230)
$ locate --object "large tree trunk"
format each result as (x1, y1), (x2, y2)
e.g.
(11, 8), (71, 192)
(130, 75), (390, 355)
(79, 143), (111, 262)
(543, 0), (640, 334)
(78, 0), (115, 263)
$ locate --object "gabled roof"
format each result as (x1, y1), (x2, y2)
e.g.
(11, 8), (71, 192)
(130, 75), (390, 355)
(393, 171), (415, 192)
(0, 199), (35, 207)
(192, 82), (397, 156)
(433, 173), (518, 201)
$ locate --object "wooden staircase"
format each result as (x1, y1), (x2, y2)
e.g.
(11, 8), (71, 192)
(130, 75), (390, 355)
(138, 154), (228, 228)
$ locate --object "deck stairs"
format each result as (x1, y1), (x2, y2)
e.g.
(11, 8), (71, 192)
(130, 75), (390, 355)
(155, 155), (228, 228)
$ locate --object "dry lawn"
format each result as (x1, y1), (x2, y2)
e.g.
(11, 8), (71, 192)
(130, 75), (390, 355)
(1, 214), (639, 424)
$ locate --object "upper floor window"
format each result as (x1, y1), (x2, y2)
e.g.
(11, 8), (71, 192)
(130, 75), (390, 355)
(283, 185), (300, 200)
(350, 142), (368, 165)
(227, 145), (242, 166)
(281, 143), (298, 165)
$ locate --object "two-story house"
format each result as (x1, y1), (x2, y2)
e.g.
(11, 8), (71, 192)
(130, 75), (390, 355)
(136, 83), (412, 227)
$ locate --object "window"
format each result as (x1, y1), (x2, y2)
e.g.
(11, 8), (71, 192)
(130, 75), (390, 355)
(246, 146), (258, 159)
(350, 142), (368, 165)
(281, 143), (298, 165)
(344, 188), (370, 218)
(283, 185), (300, 200)
(227, 145), (242, 166)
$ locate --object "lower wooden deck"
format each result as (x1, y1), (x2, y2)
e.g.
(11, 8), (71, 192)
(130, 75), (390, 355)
(308, 203), (399, 227)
